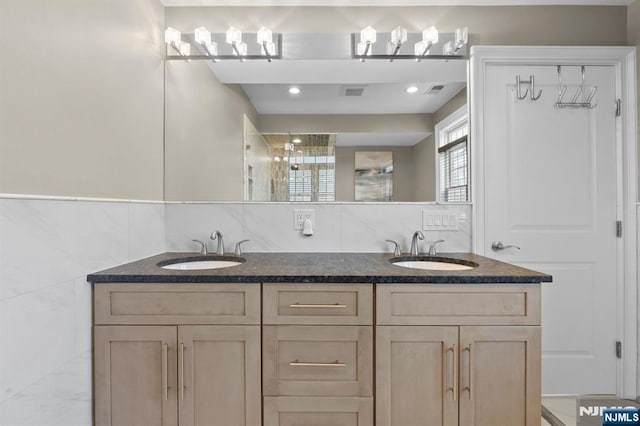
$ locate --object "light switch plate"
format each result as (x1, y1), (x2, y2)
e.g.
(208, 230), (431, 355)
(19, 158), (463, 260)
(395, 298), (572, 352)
(294, 209), (315, 230)
(422, 210), (459, 231)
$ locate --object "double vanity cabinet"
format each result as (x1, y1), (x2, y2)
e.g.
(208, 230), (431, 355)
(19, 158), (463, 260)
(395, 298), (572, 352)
(89, 252), (550, 426)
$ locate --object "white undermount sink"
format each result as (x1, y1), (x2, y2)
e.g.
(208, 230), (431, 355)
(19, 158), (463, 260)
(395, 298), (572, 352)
(158, 256), (245, 271)
(390, 257), (478, 271)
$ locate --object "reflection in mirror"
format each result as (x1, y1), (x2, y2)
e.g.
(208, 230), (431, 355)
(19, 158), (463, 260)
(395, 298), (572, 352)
(245, 133), (336, 202)
(355, 151), (393, 202)
(164, 34), (467, 203)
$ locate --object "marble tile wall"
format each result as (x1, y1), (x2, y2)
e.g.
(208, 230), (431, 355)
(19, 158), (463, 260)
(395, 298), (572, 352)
(165, 202), (473, 254)
(0, 197), (165, 404)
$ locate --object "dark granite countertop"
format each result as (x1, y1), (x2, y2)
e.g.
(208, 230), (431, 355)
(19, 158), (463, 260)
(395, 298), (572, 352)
(87, 252), (552, 284)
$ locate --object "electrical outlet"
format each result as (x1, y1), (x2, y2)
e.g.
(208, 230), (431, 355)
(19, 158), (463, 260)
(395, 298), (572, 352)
(294, 209), (315, 230)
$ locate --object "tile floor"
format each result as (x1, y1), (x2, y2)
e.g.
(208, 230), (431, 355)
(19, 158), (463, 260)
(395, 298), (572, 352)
(0, 355), (587, 426)
(542, 396), (578, 425)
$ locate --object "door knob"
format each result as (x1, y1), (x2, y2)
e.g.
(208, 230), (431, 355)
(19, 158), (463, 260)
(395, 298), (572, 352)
(491, 241), (521, 252)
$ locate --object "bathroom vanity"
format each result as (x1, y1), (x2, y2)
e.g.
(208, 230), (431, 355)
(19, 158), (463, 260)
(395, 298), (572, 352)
(88, 252), (551, 426)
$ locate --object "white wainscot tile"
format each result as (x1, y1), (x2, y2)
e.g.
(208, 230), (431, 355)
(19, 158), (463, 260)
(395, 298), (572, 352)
(0, 352), (92, 425)
(243, 204), (343, 252)
(0, 199), (128, 300)
(165, 203), (244, 253)
(74, 278), (93, 354)
(128, 203), (166, 260)
(341, 204), (428, 253)
(0, 282), (75, 403)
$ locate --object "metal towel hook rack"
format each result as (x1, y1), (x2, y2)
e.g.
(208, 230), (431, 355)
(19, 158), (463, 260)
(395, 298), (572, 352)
(554, 65), (597, 109)
(515, 75), (543, 101)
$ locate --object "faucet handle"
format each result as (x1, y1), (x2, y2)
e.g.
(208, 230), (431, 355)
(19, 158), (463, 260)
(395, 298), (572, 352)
(385, 239), (402, 257)
(234, 240), (250, 256)
(192, 239), (208, 255)
(428, 239), (445, 256)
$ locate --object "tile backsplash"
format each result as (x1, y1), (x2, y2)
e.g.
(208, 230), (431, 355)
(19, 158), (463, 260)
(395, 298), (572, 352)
(165, 202), (472, 254)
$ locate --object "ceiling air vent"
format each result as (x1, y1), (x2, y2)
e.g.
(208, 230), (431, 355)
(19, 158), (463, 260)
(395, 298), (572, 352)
(425, 84), (446, 95)
(344, 87), (365, 97)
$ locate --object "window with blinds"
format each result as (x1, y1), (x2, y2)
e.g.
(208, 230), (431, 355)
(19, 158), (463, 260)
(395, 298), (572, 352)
(288, 167), (336, 202)
(438, 120), (469, 203)
(289, 169), (312, 201)
(317, 168), (335, 201)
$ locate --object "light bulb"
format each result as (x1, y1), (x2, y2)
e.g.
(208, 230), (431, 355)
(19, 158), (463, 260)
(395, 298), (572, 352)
(274, 156), (281, 162)
(423, 26), (439, 44)
(206, 42), (218, 56)
(289, 87), (301, 95)
(194, 26), (211, 45)
(176, 41), (190, 56)
(357, 42), (372, 56)
(390, 26), (407, 45)
(292, 137), (302, 143)
(234, 41), (247, 56)
(455, 27), (468, 46)
(414, 40), (429, 56)
(386, 41), (396, 55)
(360, 26), (377, 44)
(164, 27), (181, 45)
(443, 41), (453, 56)
(226, 26), (243, 45)
(257, 26), (273, 45)
(406, 86), (419, 94)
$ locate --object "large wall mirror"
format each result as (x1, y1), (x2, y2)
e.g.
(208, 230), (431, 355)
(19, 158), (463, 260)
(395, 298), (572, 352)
(164, 28), (468, 202)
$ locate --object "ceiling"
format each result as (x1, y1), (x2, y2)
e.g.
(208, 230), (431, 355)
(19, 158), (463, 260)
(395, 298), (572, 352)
(242, 82), (466, 114)
(162, 0), (633, 5)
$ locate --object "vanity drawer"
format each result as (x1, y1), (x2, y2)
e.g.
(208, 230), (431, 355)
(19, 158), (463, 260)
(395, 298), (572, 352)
(263, 325), (373, 396)
(376, 284), (541, 326)
(94, 283), (260, 325)
(263, 397), (373, 426)
(263, 283), (372, 325)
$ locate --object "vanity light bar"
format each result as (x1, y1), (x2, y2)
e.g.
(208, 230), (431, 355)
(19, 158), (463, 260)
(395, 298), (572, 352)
(352, 26), (468, 61)
(164, 26), (281, 62)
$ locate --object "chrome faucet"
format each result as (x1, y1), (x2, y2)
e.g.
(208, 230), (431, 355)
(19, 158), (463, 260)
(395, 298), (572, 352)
(410, 230), (424, 256)
(234, 239), (250, 256)
(192, 239), (208, 255)
(385, 239), (402, 257)
(210, 230), (224, 255)
(427, 239), (445, 256)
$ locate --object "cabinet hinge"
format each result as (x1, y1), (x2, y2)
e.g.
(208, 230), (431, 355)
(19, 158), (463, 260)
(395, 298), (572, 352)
(616, 220), (622, 238)
(615, 99), (621, 117)
(616, 341), (622, 359)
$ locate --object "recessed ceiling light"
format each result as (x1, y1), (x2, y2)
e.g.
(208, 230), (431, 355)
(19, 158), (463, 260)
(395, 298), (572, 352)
(289, 87), (301, 95)
(406, 86), (419, 94)
(292, 138), (302, 144)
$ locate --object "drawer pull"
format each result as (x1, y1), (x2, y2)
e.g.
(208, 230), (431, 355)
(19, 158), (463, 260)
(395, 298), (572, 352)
(289, 303), (347, 308)
(289, 360), (346, 367)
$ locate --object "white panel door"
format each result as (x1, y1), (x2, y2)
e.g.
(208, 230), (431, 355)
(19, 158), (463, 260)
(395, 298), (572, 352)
(483, 64), (618, 394)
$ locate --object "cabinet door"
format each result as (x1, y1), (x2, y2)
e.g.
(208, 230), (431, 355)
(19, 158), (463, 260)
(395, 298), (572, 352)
(376, 326), (458, 426)
(459, 326), (541, 426)
(178, 325), (261, 426)
(94, 326), (177, 426)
